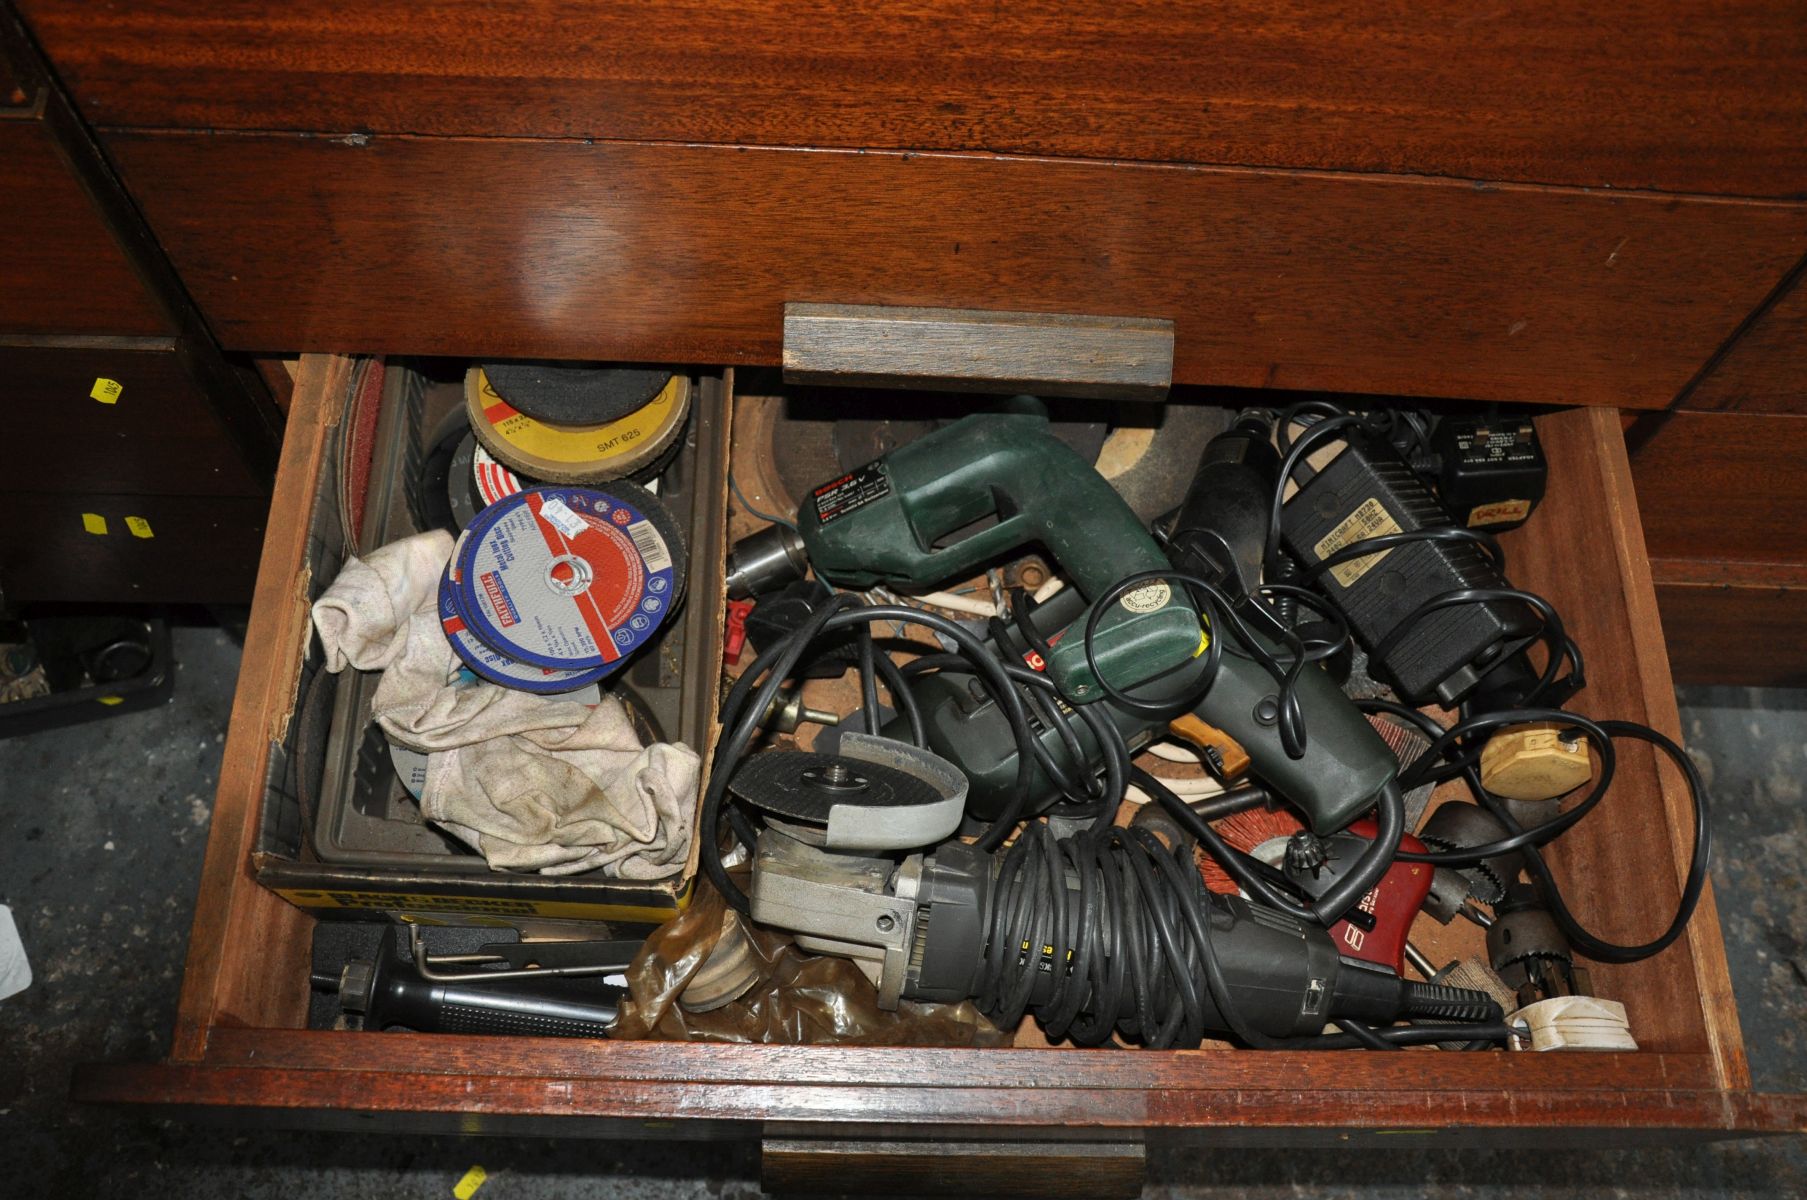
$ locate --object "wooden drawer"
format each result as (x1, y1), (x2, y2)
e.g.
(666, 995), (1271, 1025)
(0, 118), (171, 338)
(0, 490), (268, 606)
(73, 355), (1805, 1173)
(1626, 410), (1807, 686)
(0, 343), (265, 496)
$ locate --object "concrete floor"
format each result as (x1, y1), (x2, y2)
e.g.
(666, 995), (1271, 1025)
(2, 625), (1804, 1197)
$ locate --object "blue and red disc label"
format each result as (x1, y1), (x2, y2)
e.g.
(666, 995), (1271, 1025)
(451, 486), (677, 673)
(436, 571), (610, 693)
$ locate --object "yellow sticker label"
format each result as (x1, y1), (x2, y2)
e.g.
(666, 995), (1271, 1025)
(474, 368), (683, 465)
(1466, 498), (1532, 528)
(1312, 497), (1403, 588)
(81, 512), (108, 536)
(125, 516), (155, 539)
(97, 696), (125, 706)
(453, 1165), (488, 1199)
(90, 377), (123, 404)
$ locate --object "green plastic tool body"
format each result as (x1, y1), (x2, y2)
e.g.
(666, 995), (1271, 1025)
(796, 412), (1199, 698)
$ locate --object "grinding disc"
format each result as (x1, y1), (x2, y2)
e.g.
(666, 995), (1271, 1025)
(451, 483), (688, 673)
(482, 361), (674, 427)
(471, 439), (526, 509)
(416, 412), (475, 535)
(446, 433), (484, 528)
(465, 365), (691, 484)
(727, 750), (941, 826)
(437, 568), (613, 693)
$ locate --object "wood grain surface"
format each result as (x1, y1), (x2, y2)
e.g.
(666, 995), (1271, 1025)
(100, 131), (1807, 409)
(0, 344), (264, 495)
(1627, 410), (1807, 566)
(71, 1052), (1807, 1140)
(164, 354), (351, 1060)
(0, 123), (170, 336)
(1652, 562), (1807, 687)
(19, 1), (1807, 197)
(1501, 407), (1743, 1079)
(0, 491), (268, 605)
(1681, 262), (1807, 413)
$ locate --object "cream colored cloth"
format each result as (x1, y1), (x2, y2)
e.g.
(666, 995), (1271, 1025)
(312, 531), (698, 877)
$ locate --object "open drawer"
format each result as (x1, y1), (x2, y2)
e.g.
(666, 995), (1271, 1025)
(74, 354), (1806, 1190)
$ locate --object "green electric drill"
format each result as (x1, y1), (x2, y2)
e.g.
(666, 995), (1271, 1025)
(797, 409), (1201, 699)
(798, 408), (1400, 836)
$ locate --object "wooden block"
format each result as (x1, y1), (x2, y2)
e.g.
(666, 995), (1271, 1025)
(781, 304), (1173, 400)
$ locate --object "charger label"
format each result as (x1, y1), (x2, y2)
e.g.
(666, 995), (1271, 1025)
(812, 460), (891, 524)
(1314, 497), (1402, 588)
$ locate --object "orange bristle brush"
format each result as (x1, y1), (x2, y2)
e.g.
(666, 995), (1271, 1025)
(1195, 805), (1303, 894)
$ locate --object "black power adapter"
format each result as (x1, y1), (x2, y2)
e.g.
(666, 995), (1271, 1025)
(1280, 430), (1539, 706)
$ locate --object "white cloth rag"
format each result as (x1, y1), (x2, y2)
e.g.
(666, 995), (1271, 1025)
(311, 531), (699, 877)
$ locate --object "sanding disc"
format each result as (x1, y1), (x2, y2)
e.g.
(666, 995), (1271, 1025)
(437, 568), (613, 693)
(451, 483), (688, 673)
(464, 365), (691, 484)
(482, 361), (674, 427)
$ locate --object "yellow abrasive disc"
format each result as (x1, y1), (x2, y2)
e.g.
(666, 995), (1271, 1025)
(463, 365), (690, 483)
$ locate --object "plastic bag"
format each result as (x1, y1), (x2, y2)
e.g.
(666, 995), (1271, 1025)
(612, 873), (1010, 1046)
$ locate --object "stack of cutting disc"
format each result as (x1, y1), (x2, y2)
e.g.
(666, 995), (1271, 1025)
(436, 482), (689, 692)
(465, 361), (691, 485)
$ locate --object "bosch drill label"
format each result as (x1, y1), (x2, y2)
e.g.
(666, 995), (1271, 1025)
(1313, 497), (1402, 588)
(811, 461), (891, 524)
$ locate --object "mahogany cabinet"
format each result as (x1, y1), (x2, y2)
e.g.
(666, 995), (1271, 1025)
(11, 0), (1807, 662)
(0, 5), (278, 606)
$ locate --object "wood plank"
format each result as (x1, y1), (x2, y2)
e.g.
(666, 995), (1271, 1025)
(0, 123), (170, 336)
(165, 353), (349, 1059)
(18, 1), (1807, 197)
(1680, 264), (1807, 413)
(1626, 410), (1807, 566)
(101, 131), (1807, 410)
(1499, 408), (1744, 1082)
(70, 1059), (1807, 1138)
(1652, 563), (1807, 688)
(191, 1028), (1726, 1094)
(782, 305), (1174, 400)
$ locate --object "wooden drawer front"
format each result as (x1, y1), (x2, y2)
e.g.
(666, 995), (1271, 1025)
(0, 344), (264, 496)
(69, 355), (1807, 1145)
(1628, 411), (1807, 568)
(1680, 267), (1807, 415)
(0, 491), (267, 605)
(1627, 410), (1807, 685)
(100, 132), (1807, 410)
(0, 122), (171, 337)
(20, 2), (1807, 198)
